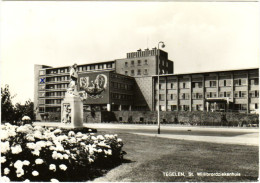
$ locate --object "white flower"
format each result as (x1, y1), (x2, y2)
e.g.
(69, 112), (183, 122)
(1, 131), (9, 140)
(23, 160), (30, 166)
(0, 176), (10, 182)
(4, 168), (10, 175)
(97, 135), (105, 140)
(46, 141), (53, 146)
(14, 160), (24, 169)
(23, 179), (30, 182)
(26, 135), (35, 141)
(33, 130), (43, 139)
(68, 131), (75, 137)
(59, 164), (67, 171)
(117, 138), (122, 142)
(57, 153), (63, 160)
(53, 129), (62, 134)
(1, 156), (6, 163)
(88, 158), (94, 163)
(16, 168), (24, 177)
(69, 137), (76, 144)
(52, 151), (58, 160)
(49, 164), (56, 171)
(76, 132), (83, 138)
(80, 142), (86, 146)
(63, 154), (69, 159)
(26, 142), (36, 149)
(50, 178), (59, 182)
(35, 158), (44, 164)
(88, 129), (92, 132)
(104, 149), (112, 155)
(11, 145), (22, 154)
(91, 136), (97, 141)
(32, 150), (40, 156)
(36, 141), (47, 148)
(1, 141), (10, 154)
(32, 170), (39, 176)
(97, 149), (102, 153)
(17, 126), (30, 133)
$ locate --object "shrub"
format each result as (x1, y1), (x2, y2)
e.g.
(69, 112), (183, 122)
(1, 123), (125, 182)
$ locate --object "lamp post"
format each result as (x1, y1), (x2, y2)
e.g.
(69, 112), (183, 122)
(157, 41), (165, 134)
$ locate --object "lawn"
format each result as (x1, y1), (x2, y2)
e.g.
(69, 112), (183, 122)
(94, 130), (259, 182)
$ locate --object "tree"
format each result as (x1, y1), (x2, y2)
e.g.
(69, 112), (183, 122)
(1, 85), (15, 123)
(1, 85), (35, 124)
(14, 99), (35, 122)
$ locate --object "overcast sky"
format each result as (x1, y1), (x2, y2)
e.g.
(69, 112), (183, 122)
(1, 1), (259, 104)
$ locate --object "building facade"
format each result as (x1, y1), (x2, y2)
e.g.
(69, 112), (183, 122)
(153, 68), (259, 114)
(34, 48), (259, 122)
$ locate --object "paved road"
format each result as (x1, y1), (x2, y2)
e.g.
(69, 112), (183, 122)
(33, 122), (259, 146)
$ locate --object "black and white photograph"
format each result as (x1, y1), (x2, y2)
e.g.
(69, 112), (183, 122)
(0, 0), (259, 182)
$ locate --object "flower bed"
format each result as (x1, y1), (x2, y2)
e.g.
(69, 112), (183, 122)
(1, 123), (125, 182)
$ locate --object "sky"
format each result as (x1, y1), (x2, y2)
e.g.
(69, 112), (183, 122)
(1, 1), (259, 104)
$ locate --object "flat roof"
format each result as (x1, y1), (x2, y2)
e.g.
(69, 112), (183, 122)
(152, 67), (259, 77)
(40, 60), (115, 70)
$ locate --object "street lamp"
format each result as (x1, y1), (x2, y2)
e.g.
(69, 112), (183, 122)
(157, 41), (165, 134)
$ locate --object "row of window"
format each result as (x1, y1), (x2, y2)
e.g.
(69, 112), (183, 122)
(156, 90), (258, 101)
(157, 78), (259, 89)
(46, 76), (70, 82)
(111, 93), (133, 100)
(127, 49), (157, 58)
(125, 60), (148, 67)
(45, 84), (69, 90)
(44, 63), (115, 75)
(111, 82), (133, 90)
(45, 99), (62, 104)
(45, 91), (66, 97)
(125, 69), (149, 76)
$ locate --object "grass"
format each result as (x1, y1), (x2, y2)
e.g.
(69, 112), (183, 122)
(94, 130), (259, 182)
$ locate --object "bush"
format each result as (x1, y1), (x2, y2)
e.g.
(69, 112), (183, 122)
(1, 123), (125, 182)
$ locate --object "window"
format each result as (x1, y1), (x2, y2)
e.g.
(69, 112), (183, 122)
(131, 60), (134, 66)
(223, 80), (226, 86)
(144, 69), (148, 75)
(159, 84), (161, 89)
(119, 117), (123, 122)
(234, 104), (247, 111)
(144, 60), (148, 65)
(180, 105), (189, 111)
(39, 85), (45, 90)
(250, 90), (259, 98)
(181, 93), (190, 100)
(171, 105), (177, 111)
(137, 69), (141, 75)
(183, 83), (186, 88)
(255, 103), (259, 109)
(166, 61), (168, 67)
(98, 64), (103, 69)
(60, 69), (64, 73)
(125, 62), (128, 67)
(159, 94), (165, 101)
(170, 83), (174, 89)
(107, 63), (112, 68)
(90, 65), (95, 70)
(39, 70), (45, 75)
(131, 70), (134, 76)
(206, 92), (217, 98)
(210, 81), (216, 87)
(137, 60), (141, 66)
(39, 107), (45, 113)
(125, 71), (128, 75)
(192, 93), (203, 99)
(192, 82), (202, 88)
(250, 78), (259, 85)
(39, 92), (45, 97)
